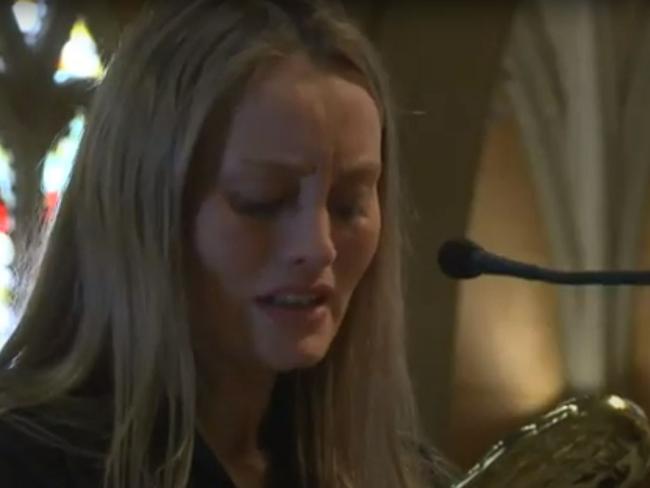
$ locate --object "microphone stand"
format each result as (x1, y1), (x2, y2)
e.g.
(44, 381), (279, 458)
(438, 239), (650, 487)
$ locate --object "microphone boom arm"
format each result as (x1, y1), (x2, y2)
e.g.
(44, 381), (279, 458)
(477, 250), (650, 285)
(439, 239), (650, 285)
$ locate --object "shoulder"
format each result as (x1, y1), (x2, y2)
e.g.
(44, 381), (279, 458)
(0, 413), (93, 488)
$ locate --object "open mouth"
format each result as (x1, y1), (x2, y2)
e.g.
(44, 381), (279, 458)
(256, 293), (327, 308)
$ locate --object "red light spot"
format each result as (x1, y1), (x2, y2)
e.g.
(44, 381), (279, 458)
(44, 192), (59, 221)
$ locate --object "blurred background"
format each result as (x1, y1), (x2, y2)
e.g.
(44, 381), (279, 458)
(1, 0), (649, 480)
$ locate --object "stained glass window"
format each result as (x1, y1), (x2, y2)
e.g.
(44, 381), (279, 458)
(0, 112), (84, 348)
(0, 3), (96, 348)
(12, 0), (47, 45)
(54, 19), (105, 84)
(0, 146), (15, 346)
(42, 112), (84, 220)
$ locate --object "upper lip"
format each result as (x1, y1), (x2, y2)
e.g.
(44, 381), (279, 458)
(256, 283), (334, 301)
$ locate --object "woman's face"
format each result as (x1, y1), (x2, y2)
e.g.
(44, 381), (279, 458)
(187, 54), (382, 373)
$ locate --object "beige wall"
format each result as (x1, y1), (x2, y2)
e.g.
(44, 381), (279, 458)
(633, 214), (650, 487)
(632, 198), (650, 419)
(447, 102), (565, 467)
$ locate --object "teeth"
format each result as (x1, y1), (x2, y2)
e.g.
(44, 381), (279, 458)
(269, 294), (319, 307)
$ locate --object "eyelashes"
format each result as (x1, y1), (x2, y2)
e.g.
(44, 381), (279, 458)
(226, 191), (370, 222)
(329, 202), (367, 220)
(228, 195), (286, 219)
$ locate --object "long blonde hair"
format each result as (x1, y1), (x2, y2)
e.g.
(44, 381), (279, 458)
(0, 1), (438, 487)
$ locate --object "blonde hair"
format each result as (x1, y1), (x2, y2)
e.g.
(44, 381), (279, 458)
(0, 1), (440, 487)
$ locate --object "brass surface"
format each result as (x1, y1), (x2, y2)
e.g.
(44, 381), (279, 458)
(454, 395), (650, 487)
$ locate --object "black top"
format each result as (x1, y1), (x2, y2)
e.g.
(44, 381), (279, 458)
(0, 408), (458, 488)
(0, 376), (302, 487)
(0, 419), (240, 487)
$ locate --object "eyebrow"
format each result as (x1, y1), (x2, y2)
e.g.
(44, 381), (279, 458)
(239, 158), (317, 176)
(239, 157), (382, 179)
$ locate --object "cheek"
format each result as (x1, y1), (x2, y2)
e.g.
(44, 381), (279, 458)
(192, 194), (270, 287)
(335, 212), (381, 292)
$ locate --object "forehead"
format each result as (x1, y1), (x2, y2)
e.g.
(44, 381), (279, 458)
(220, 54), (382, 172)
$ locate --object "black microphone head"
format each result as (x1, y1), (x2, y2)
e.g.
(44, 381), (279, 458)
(437, 239), (484, 279)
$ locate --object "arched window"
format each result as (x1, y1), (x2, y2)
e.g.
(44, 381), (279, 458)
(0, 145), (15, 346)
(0, 1), (105, 348)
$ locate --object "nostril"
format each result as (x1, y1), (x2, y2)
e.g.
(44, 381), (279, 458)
(284, 212), (337, 268)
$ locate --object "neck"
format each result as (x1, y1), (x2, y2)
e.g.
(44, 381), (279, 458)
(197, 362), (276, 468)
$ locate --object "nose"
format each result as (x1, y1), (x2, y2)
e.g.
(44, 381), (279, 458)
(283, 207), (337, 272)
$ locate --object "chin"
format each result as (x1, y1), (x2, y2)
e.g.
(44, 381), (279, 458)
(255, 316), (338, 371)
(262, 340), (332, 371)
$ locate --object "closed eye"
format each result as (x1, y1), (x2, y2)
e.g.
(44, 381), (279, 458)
(329, 202), (366, 221)
(329, 184), (376, 222)
(227, 194), (288, 219)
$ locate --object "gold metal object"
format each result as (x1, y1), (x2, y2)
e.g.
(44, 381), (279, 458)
(454, 395), (650, 487)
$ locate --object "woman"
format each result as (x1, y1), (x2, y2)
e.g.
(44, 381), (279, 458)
(0, 1), (457, 487)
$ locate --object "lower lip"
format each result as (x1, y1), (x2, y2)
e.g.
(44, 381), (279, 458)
(255, 301), (328, 328)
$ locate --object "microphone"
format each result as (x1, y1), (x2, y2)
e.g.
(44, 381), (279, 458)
(438, 238), (650, 285)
